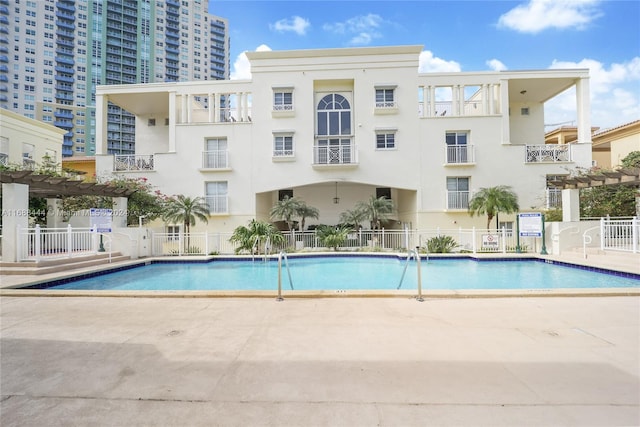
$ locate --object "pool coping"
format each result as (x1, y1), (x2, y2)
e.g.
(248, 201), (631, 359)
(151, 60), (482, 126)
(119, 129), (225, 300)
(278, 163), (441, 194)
(1, 252), (639, 298)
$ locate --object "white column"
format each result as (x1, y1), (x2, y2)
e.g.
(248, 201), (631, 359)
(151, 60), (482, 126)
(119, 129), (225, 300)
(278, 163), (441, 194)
(499, 80), (510, 143)
(2, 183), (29, 262)
(46, 198), (65, 228)
(208, 93), (214, 123)
(180, 94), (187, 124)
(236, 92), (243, 121)
(576, 77), (592, 144)
(561, 188), (580, 222)
(421, 86), (427, 117)
(186, 94), (192, 124)
(429, 86), (435, 118)
(482, 84), (489, 115)
(169, 91), (177, 152)
(95, 94), (108, 155)
(112, 197), (128, 228)
(215, 93), (222, 123)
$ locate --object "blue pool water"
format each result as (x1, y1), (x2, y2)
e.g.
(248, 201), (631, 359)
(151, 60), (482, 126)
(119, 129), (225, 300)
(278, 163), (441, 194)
(44, 256), (639, 291)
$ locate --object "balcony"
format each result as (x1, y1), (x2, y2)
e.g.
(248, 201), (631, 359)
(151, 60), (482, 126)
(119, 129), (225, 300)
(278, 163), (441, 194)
(446, 190), (469, 210)
(204, 195), (228, 214)
(313, 139), (357, 166)
(445, 145), (475, 165)
(23, 158), (36, 170)
(526, 144), (571, 163)
(0, 152), (7, 166)
(114, 155), (154, 172)
(201, 150), (229, 169)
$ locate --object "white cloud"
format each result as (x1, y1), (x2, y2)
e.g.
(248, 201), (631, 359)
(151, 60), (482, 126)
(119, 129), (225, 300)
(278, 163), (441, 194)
(418, 50), (461, 73)
(487, 59), (508, 71)
(545, 57), (640, 128)
(498, 0), (603, 33)
(230, 44), (272, 80)
(323, 14), (384, 45)
(270, 16), (310, 36)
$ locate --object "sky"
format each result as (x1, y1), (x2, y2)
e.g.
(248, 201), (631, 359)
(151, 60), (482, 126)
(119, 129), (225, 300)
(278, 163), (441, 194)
(209, 0), (640, 130)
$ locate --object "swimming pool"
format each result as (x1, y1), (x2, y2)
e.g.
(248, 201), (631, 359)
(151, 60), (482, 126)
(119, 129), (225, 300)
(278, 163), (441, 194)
(35, 255), (640, 292)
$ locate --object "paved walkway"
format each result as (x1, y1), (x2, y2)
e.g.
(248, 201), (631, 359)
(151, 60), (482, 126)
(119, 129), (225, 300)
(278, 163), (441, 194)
(1, 296), (639, 426)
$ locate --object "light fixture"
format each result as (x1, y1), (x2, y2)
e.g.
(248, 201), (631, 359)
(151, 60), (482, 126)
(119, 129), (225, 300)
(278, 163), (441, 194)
(520, 90), (527, 95)
(333, 182), (340, 204)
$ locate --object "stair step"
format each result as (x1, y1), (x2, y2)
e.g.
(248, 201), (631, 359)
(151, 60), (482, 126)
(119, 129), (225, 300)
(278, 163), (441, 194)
(0, 253), (130, 275)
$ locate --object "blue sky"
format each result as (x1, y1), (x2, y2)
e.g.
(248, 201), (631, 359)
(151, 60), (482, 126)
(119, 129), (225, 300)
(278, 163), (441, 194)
(210, 0), (640, 130)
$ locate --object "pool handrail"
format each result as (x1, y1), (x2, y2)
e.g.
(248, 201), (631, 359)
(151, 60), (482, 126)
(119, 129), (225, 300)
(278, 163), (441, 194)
(276, 250), (294, 301)
(397, 247), (425, 302)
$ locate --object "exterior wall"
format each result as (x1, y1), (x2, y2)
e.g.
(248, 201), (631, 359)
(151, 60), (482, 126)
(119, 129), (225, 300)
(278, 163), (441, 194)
(61, 158), (96, 180)
(0, 109), (65, 169)
(610, 133), (640, 167)
(95, 46), (593, 233)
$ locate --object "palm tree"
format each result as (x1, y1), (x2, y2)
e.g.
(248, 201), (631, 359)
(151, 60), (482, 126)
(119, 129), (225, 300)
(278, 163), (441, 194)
(229, 219), (284, 254)
(356, 195), (394, 231)
(339, 208), (367, 230)
(269, 196), (302, 231)
(296, 202), (319, 232)
(468, 185), (519, 230)
(316, 225), (352, 251)
(162, 195), (209, 250)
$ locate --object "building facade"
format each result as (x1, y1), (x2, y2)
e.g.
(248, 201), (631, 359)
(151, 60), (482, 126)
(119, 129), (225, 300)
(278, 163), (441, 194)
(3, 0), (229, 158)
(95, 45), (593, 232)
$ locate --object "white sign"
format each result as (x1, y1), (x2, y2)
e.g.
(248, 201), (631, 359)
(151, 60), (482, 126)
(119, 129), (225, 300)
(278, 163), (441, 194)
(482, 234), (500, 248)
(519, 212), (543, 237)
(90, 208), (112, 233)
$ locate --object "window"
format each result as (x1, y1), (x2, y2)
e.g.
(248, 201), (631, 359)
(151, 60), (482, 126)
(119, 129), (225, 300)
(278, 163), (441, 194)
(273, 134), (294, 157)
(446, 177), (469, 209)
(167, 225), (180, 240)
(375, 88), (395, 108)
(273, 90), (293, 111)
(279, 189), (293, 201)
(445, 131), (470, 163)
(203, 138), (228, 168)
(376, 187), (391, 200)
(315, 93), (353, 164)
(205, 181), (228, 213)
(376, 131), (396, 149)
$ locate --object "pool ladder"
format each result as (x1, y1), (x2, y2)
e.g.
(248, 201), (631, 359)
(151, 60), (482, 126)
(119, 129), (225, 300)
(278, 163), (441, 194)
(276, 251), (294, 301)
(397, 247), (424, 302)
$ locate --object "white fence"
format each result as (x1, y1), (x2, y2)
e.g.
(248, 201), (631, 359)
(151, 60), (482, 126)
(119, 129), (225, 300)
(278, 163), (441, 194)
(150, 228), (536, 256)
(601, 217), (639, 253)
(17, 225), (109, 262)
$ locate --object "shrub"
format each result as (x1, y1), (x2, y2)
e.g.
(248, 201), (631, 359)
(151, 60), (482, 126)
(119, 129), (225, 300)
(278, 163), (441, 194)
(426, 235), (459, 253)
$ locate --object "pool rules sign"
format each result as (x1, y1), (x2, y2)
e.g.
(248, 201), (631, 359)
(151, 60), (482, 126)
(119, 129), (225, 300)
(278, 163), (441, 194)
(517, 212), (548, 255)
(90, 208), (112, 233)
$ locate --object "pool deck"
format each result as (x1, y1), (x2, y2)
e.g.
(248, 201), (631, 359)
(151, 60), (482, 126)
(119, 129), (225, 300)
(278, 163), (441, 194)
(1, 251), (640, 426)
(1, 296), (639, 426)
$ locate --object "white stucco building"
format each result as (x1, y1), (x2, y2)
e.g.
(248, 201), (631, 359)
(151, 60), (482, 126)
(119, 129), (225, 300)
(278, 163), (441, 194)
(95, 45), (592, 233)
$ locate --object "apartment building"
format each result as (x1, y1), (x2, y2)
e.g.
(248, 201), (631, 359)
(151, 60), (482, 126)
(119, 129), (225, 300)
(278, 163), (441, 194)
(3, 0), (229, 158)
(94, 45), (593, 232)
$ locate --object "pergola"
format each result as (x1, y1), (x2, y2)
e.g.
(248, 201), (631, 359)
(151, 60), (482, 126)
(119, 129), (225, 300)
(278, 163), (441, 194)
(1, 170), (135, 263)
(548, 167), (640, 190)
(0, 170), (137, 198)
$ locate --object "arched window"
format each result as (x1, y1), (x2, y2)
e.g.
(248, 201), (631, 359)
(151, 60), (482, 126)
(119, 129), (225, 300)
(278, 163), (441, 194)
(317, 94), (351, 136)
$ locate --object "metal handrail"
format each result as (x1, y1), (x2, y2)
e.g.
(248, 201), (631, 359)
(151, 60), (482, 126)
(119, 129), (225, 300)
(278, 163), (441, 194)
(276, 251), (294, 301)
(397, 247), (424, 302)
(582, 225), (600, 259)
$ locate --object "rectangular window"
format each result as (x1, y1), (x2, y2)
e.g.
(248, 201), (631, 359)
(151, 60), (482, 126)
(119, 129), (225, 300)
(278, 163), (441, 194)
(273, 134), (294, 157)
(375, 88), (395, 108)
(273, 91), (293, 111)
(376, 187), (391, 200)
(445, 131), (470, 163)
(203, 138), (228, 168)
(167, 225), (180, 240)
(205, 181), (228, 213)
(446, 177), (469, 209)
(278, 189), (294, 201)
(376, 132), (395, 149)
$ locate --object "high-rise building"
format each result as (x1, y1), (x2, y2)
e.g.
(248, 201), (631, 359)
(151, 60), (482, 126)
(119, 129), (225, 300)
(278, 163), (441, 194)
(2, 0), (229, 158)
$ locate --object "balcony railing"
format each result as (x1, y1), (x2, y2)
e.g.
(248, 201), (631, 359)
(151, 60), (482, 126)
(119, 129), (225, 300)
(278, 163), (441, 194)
(546, 188), (562, 209)
(313, 140), (357, 165)
(0, 153), (8, 166)
(446, 145), (475, 164)
(113, 154), (154, 171)
(526, 145), (570, 163)
(202, 150), (229, 169)
(375, 101), (397, 109)
(204, 195), (228, 214)
(22, 158), (36, 170)
(447, 190), (469, 209)
(273, 104), (293, 111)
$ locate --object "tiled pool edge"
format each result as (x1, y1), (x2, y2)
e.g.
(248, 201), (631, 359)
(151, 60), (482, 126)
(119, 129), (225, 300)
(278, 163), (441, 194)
(1, 252), (639, 297)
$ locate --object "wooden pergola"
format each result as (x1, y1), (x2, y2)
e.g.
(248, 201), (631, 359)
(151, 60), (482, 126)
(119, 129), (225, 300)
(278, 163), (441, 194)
(0, 170), (137, 198)
(548, 167), (640, 190)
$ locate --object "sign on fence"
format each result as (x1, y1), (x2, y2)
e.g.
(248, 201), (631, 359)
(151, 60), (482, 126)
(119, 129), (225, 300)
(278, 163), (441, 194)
(482, 234), (500, 249)
(519, 212), (543, 237)
(90, 208), (112, 233)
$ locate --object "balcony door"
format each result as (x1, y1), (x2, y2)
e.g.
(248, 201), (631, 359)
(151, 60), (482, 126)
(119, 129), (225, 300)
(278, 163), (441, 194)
(316, 93), (352, 164)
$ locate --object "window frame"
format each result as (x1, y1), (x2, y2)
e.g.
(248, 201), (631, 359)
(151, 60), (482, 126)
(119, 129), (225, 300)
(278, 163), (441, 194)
(273, 133), (294, 157)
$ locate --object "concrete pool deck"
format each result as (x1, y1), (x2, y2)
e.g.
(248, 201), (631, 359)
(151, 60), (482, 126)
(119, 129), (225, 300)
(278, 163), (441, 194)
(1, 295), (639, 426)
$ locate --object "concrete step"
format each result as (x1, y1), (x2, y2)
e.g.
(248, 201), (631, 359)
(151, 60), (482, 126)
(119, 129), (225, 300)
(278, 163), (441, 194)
(0, 253), (130, 275)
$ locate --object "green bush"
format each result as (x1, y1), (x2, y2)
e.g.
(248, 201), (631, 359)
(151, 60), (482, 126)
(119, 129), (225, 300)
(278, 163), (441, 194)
(426, 235), (459, 253)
